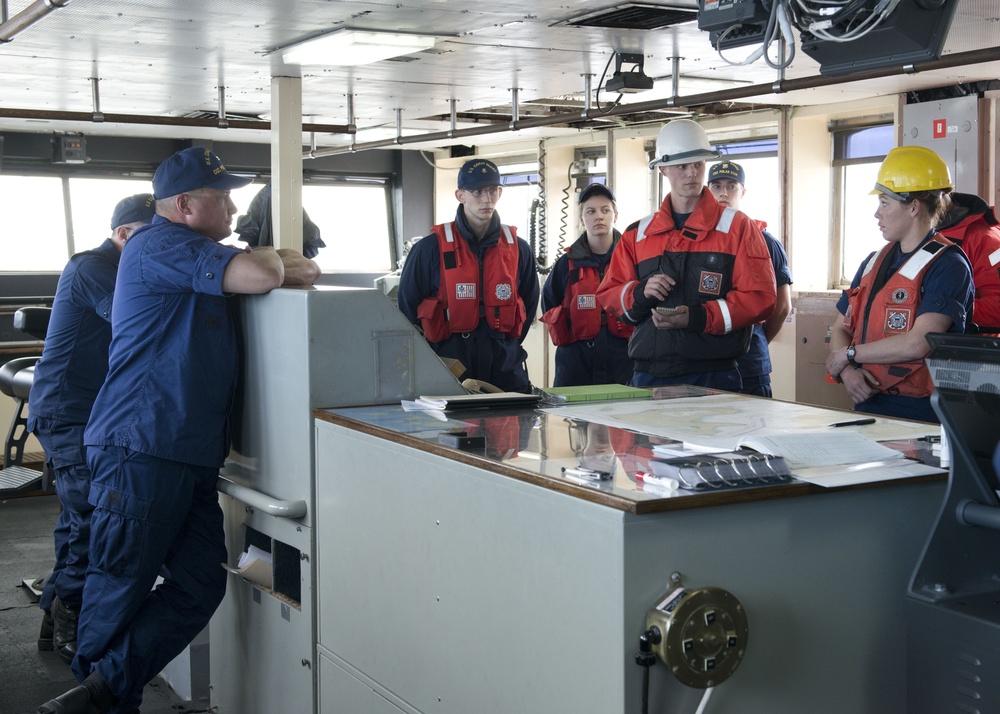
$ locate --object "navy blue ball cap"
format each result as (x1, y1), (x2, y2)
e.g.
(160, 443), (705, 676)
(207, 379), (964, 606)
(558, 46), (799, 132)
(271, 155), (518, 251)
(111, 193), (156, 229)
(457, 159), (502, 190)
(579, 183), (616, 204)
(707, 161), (746, 186)
(153, 147), (252, 199)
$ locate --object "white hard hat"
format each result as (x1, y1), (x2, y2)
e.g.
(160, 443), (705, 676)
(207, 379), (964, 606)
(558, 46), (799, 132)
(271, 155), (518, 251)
(649, 119), (722, 169)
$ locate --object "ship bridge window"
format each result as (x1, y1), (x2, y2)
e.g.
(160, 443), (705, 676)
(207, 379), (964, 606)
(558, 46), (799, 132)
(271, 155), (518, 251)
(0, 175), (394, 275)
(830, 123), (894, 287)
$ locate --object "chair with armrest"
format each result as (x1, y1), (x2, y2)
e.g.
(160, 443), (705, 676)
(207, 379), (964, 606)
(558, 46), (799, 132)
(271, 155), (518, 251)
(0, 306), (52, 495)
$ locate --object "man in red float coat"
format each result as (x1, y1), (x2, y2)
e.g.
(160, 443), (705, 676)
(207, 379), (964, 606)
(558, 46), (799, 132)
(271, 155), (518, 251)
(596, 119), (776, 390)
(936, 190), (1000, 335)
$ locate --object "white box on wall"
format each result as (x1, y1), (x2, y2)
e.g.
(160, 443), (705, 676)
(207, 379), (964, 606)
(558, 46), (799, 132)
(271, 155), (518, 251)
(902, 95), (981, 196)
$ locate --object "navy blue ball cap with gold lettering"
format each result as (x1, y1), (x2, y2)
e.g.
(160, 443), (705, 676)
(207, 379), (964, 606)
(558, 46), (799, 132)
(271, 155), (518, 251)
(111, 193), (156, 229)
(153, 147), (252, 199)
(707, 161), (746, 186)
(457, 158), (502, 191)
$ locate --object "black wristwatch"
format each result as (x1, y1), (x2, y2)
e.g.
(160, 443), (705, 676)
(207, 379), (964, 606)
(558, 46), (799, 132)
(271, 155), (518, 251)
(845, 344), (858, 367)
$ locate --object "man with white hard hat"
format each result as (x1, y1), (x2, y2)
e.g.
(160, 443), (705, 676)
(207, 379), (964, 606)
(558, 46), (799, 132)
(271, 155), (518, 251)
(596, 119), (776, 389)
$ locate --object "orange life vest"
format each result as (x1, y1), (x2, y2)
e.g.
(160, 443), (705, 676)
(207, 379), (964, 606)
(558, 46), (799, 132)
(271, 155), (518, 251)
(416, 222), (525, 342)
(542, 258), (633, 345)
(843, 235), (955, 397)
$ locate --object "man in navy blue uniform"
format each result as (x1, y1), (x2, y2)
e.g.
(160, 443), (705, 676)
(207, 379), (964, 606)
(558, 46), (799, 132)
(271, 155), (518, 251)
(540, 183), (634, 387)
(397, 158), (539, 393)
(28, 194), (155, 665)
(38, 148), (320, 714)
(707, 161), (793, 397)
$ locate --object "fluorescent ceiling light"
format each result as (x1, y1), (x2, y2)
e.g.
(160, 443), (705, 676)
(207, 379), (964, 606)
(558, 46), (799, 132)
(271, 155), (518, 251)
(281, 29), (437, 66)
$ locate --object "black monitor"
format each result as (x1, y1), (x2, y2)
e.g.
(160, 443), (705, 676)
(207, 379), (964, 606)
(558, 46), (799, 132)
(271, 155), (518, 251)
(925, 332), (1000, 490)
(799, 0), (958, 77)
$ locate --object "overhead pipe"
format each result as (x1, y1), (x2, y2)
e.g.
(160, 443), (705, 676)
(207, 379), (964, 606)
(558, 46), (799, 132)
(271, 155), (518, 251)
(346, 93), (356, 153)
(776, 37), (786, 87)
(0, 0), (69, 43)
(671, 56), (680, 101)
(90, 76), (103, 123)
(0, 106), (354, 134)
(305, 44), (1000, 159)
(0, 39), (994, 149)
(217, 85), (229, 129)
(510, 87), (519, 131)
(622, 45), (1000, 111)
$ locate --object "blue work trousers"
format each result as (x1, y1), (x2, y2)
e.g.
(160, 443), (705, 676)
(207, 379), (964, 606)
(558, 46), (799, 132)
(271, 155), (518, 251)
(738, 374), (773, 398)
(74, 446), (227, 713)
(553, 330), (633, 388)
(631, 367), (743, 392)
(40, 461), (94, 611)
(854, 394), (939, 424)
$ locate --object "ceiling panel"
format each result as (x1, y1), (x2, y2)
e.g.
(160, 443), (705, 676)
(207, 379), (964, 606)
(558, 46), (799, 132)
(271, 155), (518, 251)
(0, 0), (997, 148)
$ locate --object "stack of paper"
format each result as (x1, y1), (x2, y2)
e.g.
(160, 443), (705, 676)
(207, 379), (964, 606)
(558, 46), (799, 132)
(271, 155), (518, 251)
(403, 392), (540, 411)
(732, 431), (944, 487)
(222, 544), (273, 589)
(735, 431), (903, 470)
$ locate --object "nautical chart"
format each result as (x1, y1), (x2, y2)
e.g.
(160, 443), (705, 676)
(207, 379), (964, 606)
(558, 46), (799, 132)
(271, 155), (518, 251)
(541, 393), (937, 451)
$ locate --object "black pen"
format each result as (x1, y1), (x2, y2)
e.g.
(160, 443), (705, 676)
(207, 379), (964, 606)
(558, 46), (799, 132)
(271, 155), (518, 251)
(828, 417), (876, 428)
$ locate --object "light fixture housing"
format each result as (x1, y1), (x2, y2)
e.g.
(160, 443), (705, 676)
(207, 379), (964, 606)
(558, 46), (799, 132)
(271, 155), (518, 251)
(604, 53), (654, 94)
(281, 29), (437, 67)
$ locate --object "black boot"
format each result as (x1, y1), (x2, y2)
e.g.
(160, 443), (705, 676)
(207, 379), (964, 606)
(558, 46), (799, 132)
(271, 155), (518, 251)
(37, 670), (116, 714)
(51, 596), (79, 665)
(38, 609), (54, 651)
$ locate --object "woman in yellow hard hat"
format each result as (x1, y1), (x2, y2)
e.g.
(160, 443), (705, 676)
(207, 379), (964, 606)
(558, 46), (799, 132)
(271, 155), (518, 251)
(826, 146), (974, 423)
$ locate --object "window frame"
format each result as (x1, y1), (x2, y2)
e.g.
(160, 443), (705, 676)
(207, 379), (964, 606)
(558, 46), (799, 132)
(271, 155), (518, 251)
(0, 164), (398, 275)
(829, 122), (894, 288)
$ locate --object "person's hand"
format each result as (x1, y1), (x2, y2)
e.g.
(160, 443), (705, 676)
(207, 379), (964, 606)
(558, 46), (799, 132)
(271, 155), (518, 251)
(840, 365), (880, 404)
(650, 305), (689, 330)
(276, 248), (322, 286)
(642, 273), (676, 302)
(826, 347), (850, 380)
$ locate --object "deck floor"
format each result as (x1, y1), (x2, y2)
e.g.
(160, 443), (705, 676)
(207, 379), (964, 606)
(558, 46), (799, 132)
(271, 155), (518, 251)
(0, 492), (207, 714)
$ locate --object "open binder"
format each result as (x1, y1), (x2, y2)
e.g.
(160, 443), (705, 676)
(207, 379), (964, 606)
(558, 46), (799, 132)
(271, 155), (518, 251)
(648, 449), (793, 490)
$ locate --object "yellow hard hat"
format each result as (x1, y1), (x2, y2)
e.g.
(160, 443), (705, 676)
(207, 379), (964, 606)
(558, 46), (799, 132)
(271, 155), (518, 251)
(870, 146), (953, 200)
